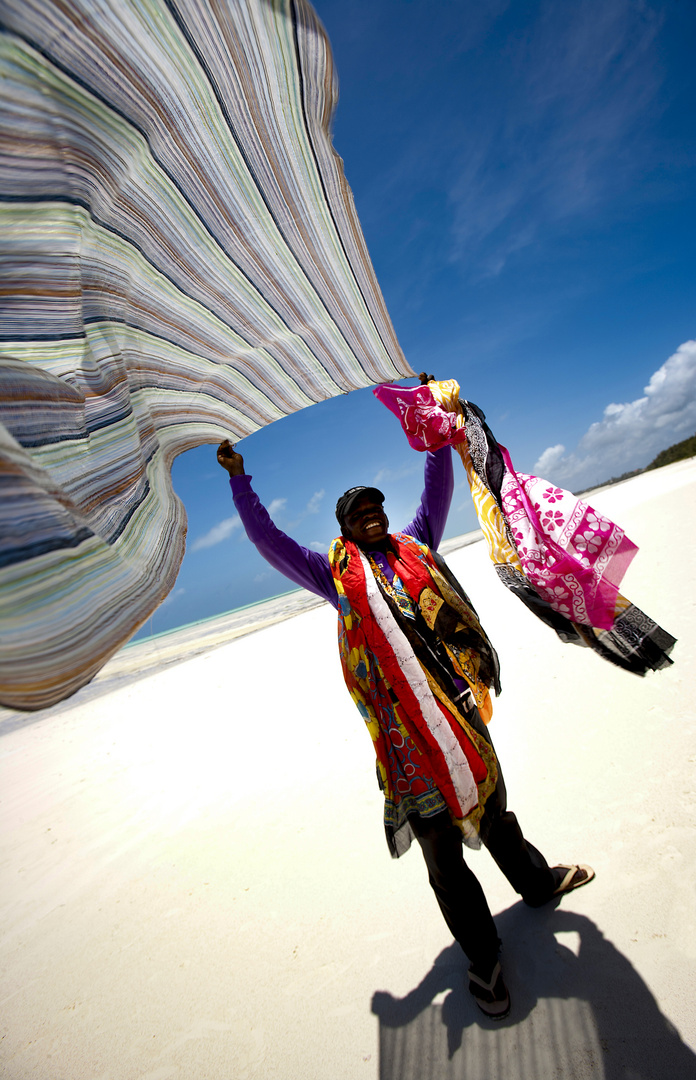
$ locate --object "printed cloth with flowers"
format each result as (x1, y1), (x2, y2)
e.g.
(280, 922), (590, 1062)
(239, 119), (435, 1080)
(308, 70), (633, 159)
(328, 532), (500, 857)
(374, 380), (676, 675)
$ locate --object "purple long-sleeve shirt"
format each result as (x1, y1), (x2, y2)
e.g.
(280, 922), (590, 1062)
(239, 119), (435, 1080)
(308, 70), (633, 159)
(229, 446), (454, 610)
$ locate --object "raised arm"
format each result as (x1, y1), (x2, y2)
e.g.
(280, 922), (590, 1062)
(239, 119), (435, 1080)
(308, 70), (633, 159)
(395, 373), (454, 549)
(216, 441), (337, 606)
(400, 445), (454, 549)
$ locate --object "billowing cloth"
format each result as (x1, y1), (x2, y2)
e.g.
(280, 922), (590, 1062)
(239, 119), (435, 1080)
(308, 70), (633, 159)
(0, 0), (412, 709)
(329, 531), (499, 856)
(374, 380), (676, 674)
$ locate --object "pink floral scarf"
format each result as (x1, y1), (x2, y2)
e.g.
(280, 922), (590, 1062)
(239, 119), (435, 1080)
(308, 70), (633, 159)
(374, 379), (675, 672)
(497, 446), (637, 630)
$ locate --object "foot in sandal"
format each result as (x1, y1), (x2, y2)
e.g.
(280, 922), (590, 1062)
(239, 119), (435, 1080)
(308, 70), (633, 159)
(552, 864), (595, 897)
(468, 959), (511, 1021)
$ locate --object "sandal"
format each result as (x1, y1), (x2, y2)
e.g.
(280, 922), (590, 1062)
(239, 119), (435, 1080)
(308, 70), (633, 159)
(468, 961), (511, 1021)
(552, 864), (595, 897)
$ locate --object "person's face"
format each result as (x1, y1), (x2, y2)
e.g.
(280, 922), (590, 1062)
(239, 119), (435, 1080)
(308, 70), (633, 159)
(342, 496), (389, 547)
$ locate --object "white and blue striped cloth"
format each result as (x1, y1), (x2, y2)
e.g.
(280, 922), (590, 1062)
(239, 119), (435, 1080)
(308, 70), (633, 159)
(0, 0), (412, 709)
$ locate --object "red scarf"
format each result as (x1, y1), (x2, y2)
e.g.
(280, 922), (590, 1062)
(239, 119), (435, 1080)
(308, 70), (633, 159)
(329, 532), (498, 837)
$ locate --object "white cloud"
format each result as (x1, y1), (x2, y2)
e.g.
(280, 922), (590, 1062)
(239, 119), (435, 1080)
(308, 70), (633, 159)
(191, 515), (241, 551)
(534, 444), (567, 477)
(306, 489), (325, 514)
(533, 341), (696, 490)
(268, 497), (287, 517)
(161, 586), (185, 607)
(309, 540), (329, 553)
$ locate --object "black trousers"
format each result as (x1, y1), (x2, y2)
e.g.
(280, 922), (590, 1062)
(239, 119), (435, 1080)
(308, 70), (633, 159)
(409, 712), (555, 970)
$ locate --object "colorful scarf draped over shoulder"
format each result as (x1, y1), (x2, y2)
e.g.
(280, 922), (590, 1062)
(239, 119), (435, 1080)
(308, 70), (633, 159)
(374, 380), (676, 675)
(329, 532), (499, 851)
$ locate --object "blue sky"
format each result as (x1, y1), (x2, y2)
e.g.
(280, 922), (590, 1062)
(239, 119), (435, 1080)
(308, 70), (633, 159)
(136, 0), (696, 639)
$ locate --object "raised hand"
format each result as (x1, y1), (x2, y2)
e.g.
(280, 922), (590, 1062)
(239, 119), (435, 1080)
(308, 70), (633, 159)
(216, 439), (246, 476)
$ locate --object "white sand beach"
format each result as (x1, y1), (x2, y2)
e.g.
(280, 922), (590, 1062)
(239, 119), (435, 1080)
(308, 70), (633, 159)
(1, 459), (695, 1080)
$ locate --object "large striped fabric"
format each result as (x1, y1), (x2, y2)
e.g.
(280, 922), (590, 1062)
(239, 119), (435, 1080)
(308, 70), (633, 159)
(0, 0), (412, 710)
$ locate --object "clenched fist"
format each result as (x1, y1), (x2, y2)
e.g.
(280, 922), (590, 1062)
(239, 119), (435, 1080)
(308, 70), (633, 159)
(217, 439), (246, 477)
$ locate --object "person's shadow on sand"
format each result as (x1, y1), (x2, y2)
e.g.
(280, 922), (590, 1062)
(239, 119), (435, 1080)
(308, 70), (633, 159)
(371, 901), (696, 1080)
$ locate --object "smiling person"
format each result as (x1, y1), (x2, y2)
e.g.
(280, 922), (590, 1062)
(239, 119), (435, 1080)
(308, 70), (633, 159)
(216, 390), (594, 1022)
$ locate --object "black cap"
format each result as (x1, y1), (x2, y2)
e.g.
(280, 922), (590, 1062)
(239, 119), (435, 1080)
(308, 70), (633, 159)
(335, 485), (385, 527)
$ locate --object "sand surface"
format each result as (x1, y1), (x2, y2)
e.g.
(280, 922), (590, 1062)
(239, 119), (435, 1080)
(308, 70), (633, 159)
(1, 459), (695, 1079)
